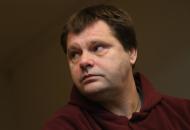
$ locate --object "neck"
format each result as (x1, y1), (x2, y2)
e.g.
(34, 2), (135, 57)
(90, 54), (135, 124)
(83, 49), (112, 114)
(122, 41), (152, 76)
(101, 76), (141, 119)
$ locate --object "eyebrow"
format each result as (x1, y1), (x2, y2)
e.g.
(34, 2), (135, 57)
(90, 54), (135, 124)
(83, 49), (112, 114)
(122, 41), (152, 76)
(90, 40), (110, 45)
(67, 39), (110, 52)
(67, 44), (80, 51)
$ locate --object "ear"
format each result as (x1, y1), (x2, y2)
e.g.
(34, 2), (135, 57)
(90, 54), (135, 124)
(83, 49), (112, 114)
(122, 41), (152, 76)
(128, 48), (137, 65)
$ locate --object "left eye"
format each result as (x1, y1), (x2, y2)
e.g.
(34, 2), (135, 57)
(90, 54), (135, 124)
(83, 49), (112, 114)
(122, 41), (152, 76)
(94, 45), (104, 52)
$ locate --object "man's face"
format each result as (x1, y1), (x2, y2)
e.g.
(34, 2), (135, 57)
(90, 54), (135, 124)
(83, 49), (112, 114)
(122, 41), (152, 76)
(66, 20), (137, 101)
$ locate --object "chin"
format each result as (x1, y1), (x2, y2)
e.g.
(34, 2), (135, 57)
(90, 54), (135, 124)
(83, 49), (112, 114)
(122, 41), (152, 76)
(82, 83), (110, 102)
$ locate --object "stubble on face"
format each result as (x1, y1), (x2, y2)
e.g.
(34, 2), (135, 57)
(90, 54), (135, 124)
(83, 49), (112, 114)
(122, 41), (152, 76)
(67, 20), (135, 102)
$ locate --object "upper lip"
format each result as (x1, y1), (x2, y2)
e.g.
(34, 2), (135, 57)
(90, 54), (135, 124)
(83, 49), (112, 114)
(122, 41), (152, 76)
(80, 74), (102, 83)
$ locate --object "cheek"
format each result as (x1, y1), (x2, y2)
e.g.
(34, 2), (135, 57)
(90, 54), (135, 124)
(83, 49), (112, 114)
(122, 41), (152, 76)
(99, 55), (130, 78)
(69, 64), (81, 81)
(99, 55), (125, 70)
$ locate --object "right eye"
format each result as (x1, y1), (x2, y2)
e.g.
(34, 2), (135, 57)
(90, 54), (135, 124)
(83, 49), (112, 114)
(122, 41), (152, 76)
(68, 51), (81, 62)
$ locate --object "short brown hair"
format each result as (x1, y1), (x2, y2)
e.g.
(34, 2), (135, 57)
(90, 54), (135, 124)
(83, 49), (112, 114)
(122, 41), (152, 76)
(61, 4), (137, 53)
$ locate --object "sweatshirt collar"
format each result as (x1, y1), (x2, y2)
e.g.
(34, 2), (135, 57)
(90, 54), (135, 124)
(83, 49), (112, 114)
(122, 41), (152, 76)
(69, 72), (162, 119)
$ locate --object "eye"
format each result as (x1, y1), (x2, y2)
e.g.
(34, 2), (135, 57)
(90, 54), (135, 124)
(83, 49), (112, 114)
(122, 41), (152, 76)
(94, 45), (104, 52)
(90, 42), (111, 56)
(68, 51), (81, 62)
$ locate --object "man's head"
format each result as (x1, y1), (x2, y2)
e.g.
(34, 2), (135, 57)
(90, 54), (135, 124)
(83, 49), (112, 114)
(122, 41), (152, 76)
(61, 4), (137, 54)
(61, 4), (138, 101)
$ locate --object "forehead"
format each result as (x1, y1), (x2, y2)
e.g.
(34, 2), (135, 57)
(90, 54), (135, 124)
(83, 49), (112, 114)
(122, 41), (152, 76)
(67, 20), (116, 47)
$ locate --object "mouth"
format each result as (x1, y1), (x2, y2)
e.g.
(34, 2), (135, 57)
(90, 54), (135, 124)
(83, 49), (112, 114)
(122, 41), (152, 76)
(80, 74), (103, 84)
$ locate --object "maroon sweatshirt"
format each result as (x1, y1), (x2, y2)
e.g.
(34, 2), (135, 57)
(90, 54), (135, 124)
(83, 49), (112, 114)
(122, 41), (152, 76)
(43, 73), (190, 130)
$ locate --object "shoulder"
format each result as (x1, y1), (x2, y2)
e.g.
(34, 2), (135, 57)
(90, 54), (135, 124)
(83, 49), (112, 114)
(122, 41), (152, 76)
(42, 104), (86, 130)
(161, 94), (190, 118)
(162, 94), (190, 109)
(53, 104), (84, 119)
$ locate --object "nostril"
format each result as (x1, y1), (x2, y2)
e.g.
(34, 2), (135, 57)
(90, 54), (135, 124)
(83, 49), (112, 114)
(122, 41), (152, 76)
(79, 53), (95, 72)
(80, 63), (93, 72)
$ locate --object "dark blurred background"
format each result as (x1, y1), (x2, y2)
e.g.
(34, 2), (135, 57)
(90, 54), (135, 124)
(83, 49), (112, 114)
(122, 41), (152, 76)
(0, 0), (190, 130)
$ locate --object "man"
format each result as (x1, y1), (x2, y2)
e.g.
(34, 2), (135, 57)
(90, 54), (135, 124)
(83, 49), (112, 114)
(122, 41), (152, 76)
(43, 4), (190, 130)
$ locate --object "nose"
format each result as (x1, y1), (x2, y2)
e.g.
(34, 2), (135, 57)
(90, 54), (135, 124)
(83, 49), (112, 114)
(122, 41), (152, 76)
(79, 52), (95, 73)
